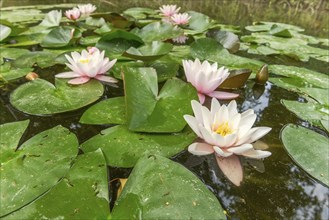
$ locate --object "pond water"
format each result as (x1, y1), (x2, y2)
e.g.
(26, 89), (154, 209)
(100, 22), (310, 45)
(1, 0), (328, 219)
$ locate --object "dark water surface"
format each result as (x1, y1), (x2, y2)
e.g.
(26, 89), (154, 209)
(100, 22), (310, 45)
(1, 0), (328, 219)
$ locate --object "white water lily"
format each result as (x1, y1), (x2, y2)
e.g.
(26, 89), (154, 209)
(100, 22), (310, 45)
(184, 98), (272, 185)
(64, 7), (80, 20)
(78, 4), (97, 16)
(159, 4), (180, 17)
(183, 58), (239, 104)
(55, 47), (117, 85)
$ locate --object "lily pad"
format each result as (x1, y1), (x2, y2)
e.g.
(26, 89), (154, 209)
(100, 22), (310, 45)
(10, 79), (104, 115)
(96, 30), (144, 56)
(191, 38), (263, 73)
(81, 125), (196, 168)
(4, 150), (110, 220)
(123, 7), (156, 20)
(111, 155), (226, 219)
(39, 10), (62, 27)
(206, 29), (240, 53)
(0, 120), (29, 163)
(149, 56), (179, 82)
(186, 11), (214, 34)
(132, 21), (183, 42)
(40, 26), (75, 48)
(281, 124), (329, 186)
(0, 63), (33, 82)
(124, 67), (198, 132)
(0, 125), (78, 217)
(124, 41), (173, 61)
(80, 97), (126, 125)
(0, 47), (30, 61)
(245, 21), (304, 33)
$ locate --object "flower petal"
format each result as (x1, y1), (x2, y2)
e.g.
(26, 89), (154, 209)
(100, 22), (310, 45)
(227, 143), (253, 154)
(198, 93), (206, 104)
(249, 127), (272, 143)
(68, 77), (90, 85)
(188, 142), (214, 156)
(240, 148), (272, 159)
(55, 71), (81, 78)
(95, 75), (118, 83)
(207, 91), (239, 100)
(213, 146), (233, 157)
(183, 115), (202, 137)
(215, 154), (243, 186)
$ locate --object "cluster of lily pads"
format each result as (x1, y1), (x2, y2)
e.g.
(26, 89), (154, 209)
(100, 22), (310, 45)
(0, 2), (328, 219)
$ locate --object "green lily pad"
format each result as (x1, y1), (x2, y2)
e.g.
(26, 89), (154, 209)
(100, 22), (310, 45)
(124, 41), (173, 61)
(80, 97), (126, 125)
(269, 65), (329, 89)
(0, 24), (11, 42)
(0, 9), (44, 24)
(111, 61), (144, 80)
(124, 67), (198, 133)
(269, 25), (292, 38)
(207, 29), (240, 53)
(81, 125), (196, 168)
(0, 120), (29, 163)
(132, 21), (183, 42)
(11, 51), (60, 68)
(96, 30), (144, 56)
(3, 33), (45, 48)
(186, 11), (214, 34)
(149, 56), (179, 82)
(10, 78), (104, 115)
(0, 47), (30, 61)
(4, 150), (110, 220)
(111, 155), (226, 219)
(245, 21), (304, 33)
(191, 38), (263, 73)
(281, 124), (329, 186)
(39, 10), (62, 27)
(0, 63), (32, 82)
(40, 26), (75, 48)
(281, 99), (328, 127)
(123, 7), (156, 20)
(0, 125), (78, 217)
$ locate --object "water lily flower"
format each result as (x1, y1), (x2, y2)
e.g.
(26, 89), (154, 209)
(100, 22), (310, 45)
(171, 13), (191, 25)
(64, 8), (81, 20)
(55, 47), (118, 85)
(184, 98), (272, 186)
(182, 58), (239, 104)
(159, 4), (180, 17)
(78, 3), (97, 16)
(172, 35), (188, 44)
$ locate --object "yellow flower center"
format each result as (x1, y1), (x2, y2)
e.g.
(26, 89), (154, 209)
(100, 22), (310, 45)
(215, 122), (232, 136)
(79, 59), (90, 64)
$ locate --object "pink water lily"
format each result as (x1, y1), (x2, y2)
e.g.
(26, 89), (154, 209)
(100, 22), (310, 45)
(184, 98), (272, 186)
(183, 58), (239, 104)
(64, 8), (80, 20)
(78, 4), (97, 16)
(171, 13), (191, 25)
(55, 47), (118, 85)
(172, 35), (188, 44)
(159, 4), (180, 17)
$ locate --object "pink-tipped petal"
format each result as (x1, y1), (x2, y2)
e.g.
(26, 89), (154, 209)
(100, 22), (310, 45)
(216, 155), (243, 186)
(207, 91), (239, 100)
(55, 71), (81, 78)
(68, 77), (91, 85)
(227, 144), (253, 154)
(213, 146), (233, 157)
(198, 93), (206, 104)
(188, 142), (214, 156)
(95, 75), (118, 83)
(240, 148), (272, 159)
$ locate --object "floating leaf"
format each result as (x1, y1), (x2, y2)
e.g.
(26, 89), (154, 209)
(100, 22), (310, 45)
(186, 11), (214, 34)
(81, 125), (196, 167)
(0, 120), (29, 162)
(80, 97), (126, 125)
(0, 47), (29, 61)
(10, 79), (104, 115)
(0, 63), (33, 82)
(0, 125), (78, 216)
(123, 7), (156, 20)
(124, 67), (198, 132)
(281, 124), (329, 186)
(245, 21), (304, 33)
(12, 51), (59, 68)
(96, 30), (143, 56)
(111, 155), (226, 219)
(40, 26), (74, 48)
(124, 41), (173, 61)
(191, 38), (263, 73)
(4, 149), (110, 220)
(207, 29), (240, 53)
(39, 10), (62, 27)
(132, 22), (183, 42)
(149, 56), (179, 82)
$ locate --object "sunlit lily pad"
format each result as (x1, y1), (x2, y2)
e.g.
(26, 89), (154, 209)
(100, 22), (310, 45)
(40, 26), (77, 48)
(81, 125), (196, 167)
(185, 11), (214, 34)
(245, 21), (304, 33)
(4, 150), (110, 220)
(0, 125), (78, 217)
(111, 155), (226, 219)
(10, 79), (104, 115)
(80, 97), (126, 125)
(149, 56), (179, 82)
(132, 21), (183, 42)
(39, 10), (62, 27)
(281, 124), (329, 186)
(123, 7), (157, 20)
(0, 63), (33, 82)
(124, 41), (173, 61)
(124, 67), (198, 132)
(0, 47), (29, 61)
